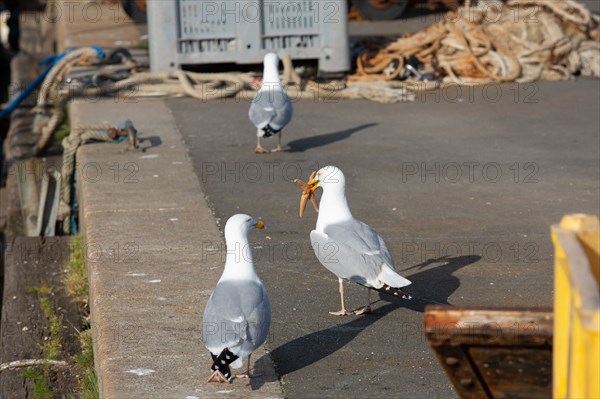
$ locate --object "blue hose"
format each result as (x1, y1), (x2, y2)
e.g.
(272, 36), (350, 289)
(0, 47), (105, 120)
(69, 163), (78, 235)
(0, 62), (56, 119)
(0, 46), (105, 233)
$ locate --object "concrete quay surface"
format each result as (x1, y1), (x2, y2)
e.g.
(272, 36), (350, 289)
(169, 79), (600, 399)
(51, 0), (600, 398)
(71, 99), (281, 398)
(55, 1), (280, 397)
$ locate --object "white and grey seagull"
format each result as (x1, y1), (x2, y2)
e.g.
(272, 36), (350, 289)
(249, 52), (293, 153)
(202, 214), (271, 382)
(306, 165), (412, 316)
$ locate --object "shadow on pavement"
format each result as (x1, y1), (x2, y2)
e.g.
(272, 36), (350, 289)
(397, 255), (482, 312)
(255, 301), (398, 387)
(249, 353), (280, 390)
(139, 135), (162, 150)
(286, 123), (377, 152)
(252, 256), (480, 388)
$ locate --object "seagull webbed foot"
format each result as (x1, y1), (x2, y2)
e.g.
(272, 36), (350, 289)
(270, 145), (284, 153)
(236, 372), (263, 379)
(207, 370), (231, 384)
(255, 145), (269, 154)
(329, 309), (349, 316)
(353, 305), (372, 315)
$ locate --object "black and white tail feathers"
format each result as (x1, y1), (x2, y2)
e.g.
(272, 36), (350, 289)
(210, 348), (239, 382)
(375, 284), (412, 299)
(261, 124), (281, 138)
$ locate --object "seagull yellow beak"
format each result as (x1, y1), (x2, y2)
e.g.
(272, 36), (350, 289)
(308, 172), (320, 192)
(254, 220), (265, 229)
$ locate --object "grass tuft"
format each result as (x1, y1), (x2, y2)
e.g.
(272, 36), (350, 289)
(20, 368), (54, 399)
(67, 236), (99, 399)
(22, 236), (99, 398)
(20, 282), (61, 398)
(74, 326), (99, 398)
(30, 284), (63, 361)
(64, 235), (88, 305)
(74, 330), (94, 369)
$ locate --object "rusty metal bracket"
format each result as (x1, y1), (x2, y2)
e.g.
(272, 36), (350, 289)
(107, 120), (139, 151)
(425, 306), (553, 399)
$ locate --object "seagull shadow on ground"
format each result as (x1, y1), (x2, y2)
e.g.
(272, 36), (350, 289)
(392, 255), (482, 313)
(250, 255), (480, 389)
(286, 123), (377, 152)
(249, 354), (281, 390)
(251, 301), (399, 390)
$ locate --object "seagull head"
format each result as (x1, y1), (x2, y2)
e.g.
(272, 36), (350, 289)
(264, 52), (280, 67)
(262, 53), (282, 84)
(309, 165), (345, 193)
(225, 214), (265, 238)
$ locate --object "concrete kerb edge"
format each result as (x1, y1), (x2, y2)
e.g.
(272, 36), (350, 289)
(69, 98), (283, 398)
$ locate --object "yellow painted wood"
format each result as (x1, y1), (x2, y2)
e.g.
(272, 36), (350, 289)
(552, 214), (600, 399)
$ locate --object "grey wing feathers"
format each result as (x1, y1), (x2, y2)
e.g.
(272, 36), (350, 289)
(310, 219), (406, 289)
(202, 281), (271, 356)
(249, 89), (293, 130)
(376, 233), (395, 268)
(326, 219), (395, 267)
(310, 229), (383, 288)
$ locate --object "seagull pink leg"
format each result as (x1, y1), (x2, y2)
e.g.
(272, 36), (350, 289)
(354, 289), (372, 315)
(329, 278), (349, 316)
(237, 354), (263, 379)
(236, 354), (252, 379)
(271, 132), (284, 153)
(255, 136), (269, 154)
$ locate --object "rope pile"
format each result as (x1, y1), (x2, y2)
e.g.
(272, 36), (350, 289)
(29, 49), (412, 233)
(33, 46), (106, 155)
(30, 49), (415, 158)
(25, 1), (600, 156)
(351, 0), (600, 84)
(83, 68), (415, 104)
(59, 124), (125, 234)
(130, 72), (416, 103)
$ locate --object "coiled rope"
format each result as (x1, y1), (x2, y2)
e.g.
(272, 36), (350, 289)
(59, 124), (127, 234)
(350, 0), (599, 84)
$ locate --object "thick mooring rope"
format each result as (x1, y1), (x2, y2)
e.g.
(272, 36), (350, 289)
(350, 0), (599, 84)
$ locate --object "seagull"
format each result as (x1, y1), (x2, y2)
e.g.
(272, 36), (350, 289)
(249, 52), (293, 154)
(307, 166), (412, 316)
(202, 214), (271, 383)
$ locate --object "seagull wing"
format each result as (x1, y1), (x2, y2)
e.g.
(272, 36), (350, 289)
(310, 219), (411, 289)
(202, 280), (271, 362)
(249, 88), (293, 131)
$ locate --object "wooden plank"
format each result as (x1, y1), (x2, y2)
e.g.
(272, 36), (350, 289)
(0, 236), (81, 398)
(424, 306), (553, 399)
